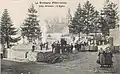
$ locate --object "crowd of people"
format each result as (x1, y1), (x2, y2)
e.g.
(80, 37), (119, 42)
(51, 40), (73, 54)
(31, 36), (111, 53)
(97, 47), (113, 68)
(51, 38), (90, 54)
(32, 42), (49, 51)
(31, 38), (98, 53)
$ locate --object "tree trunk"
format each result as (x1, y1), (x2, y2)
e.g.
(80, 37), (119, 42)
(6, 31), (9, 48)
(6, 36), (9, 48)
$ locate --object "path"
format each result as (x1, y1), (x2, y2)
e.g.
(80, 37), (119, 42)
(1, 52), (120, 74)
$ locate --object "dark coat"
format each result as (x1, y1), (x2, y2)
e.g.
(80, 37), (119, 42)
(98, 52), (106, 65)
(105, 52), (113, 65)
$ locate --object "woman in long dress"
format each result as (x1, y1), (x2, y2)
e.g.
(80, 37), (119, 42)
(105, 48), (113, 67)
(98, 48), (106, 67)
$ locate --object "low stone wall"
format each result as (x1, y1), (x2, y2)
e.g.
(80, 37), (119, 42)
(81, 46), (98, 51)
(7, 49), (38, 61)
(7, 49), (27, 59)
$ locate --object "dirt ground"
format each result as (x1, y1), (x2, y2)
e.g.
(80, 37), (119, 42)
(1, 52), (120, 74)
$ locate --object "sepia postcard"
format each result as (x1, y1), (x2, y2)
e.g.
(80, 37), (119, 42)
(0, 0), (120, 74)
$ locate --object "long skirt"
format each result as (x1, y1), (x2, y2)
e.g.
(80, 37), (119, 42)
(105, 54), (113, 65)
(99, 54), (105, 65)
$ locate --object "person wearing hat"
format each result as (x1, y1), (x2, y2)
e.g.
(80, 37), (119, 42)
(105, 47), (113, 67)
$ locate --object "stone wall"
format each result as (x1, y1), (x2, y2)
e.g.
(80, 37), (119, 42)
(7, 49), (27, 60)
(7, 49), (38, 61)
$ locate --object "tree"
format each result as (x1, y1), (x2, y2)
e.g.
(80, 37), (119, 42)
(21, 4), (42, 42)
(69, 1), (99, 35)
(82, 0), (99, 34)
(101, 1), (119, 29)
(69, 3), (84, 34)
(96, 16), (109, 36)
(0, 9), (21, 48)
(96, 1), (119, 36)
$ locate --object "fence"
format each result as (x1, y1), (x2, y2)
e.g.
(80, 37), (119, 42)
(80, 46), (98, 51)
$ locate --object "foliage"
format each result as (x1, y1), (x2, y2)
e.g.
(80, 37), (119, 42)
(69, 1), (99, 35)
(95, 16), (109, 36)
(101, 2), (119, 29)
(69, 3), (84, 34)
(0, 9), (21, 48)
(21, 4), (42, 42)
(96, 1), (119, 36)
(82, 1), (99, 34)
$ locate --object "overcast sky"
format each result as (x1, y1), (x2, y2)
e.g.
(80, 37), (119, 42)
(0, 0), (119, 28)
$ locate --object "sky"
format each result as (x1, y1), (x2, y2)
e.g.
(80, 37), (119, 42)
(0, 0), (120, 29)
